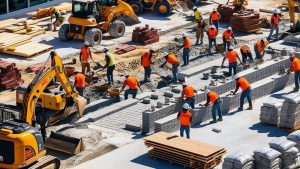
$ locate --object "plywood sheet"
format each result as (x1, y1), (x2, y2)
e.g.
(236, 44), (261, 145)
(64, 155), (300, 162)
(3, 42), (52, 57)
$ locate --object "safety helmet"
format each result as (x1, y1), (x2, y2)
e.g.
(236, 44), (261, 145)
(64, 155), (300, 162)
(228, 27), (232, 31)
(182, 33), (187, 38)
(233, 73), (240, 80)
(183, 103), (190, 110)
(229, 46), (234, 50)
(213, 8), (217, 12)
(163, 51), (169, 57)
(182, 82), (187, 86)
(84, 41), (89, 46)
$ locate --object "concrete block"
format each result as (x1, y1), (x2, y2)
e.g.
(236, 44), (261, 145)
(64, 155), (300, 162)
(143, 98), (151, 104)
(151, 94), (159, 99)
(164, 92), (174, 98)
(125, 123), (141, 132)
(157, 102), (163, 108)
(171, 88), (181, 93)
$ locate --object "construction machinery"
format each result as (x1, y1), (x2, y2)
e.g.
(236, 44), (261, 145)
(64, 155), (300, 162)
(0, 51), (87, 169)
(288, 0), (300, 32)
(59, 0), (139, 46)
(124, 0), (177, 15)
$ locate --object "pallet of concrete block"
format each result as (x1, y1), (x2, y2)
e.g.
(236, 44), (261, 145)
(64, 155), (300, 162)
(0, 59), (22, 90)
(279, 93), (300, 130)
(253, 147), (282, 169)
(230, 9), (261, 33)
(0, 33), (32, 51)
(217, 4), (235, 23)
(144, 132), (226, 169)
(3, 42), (52, 58)
(260, 97), (284, 125)
(222, 153), (255, 169)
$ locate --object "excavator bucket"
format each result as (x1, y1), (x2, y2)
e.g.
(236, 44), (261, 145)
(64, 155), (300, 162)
(45, 131), (85, 155)
(75, 96), (87, 117)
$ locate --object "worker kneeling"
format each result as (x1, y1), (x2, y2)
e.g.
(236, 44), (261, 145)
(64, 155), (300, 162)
(181, 82), (196, 109)
(287, 53), (300, 92)
(203, 89), (223, 124)
(160, 52), (180, 84)
(119, 73), (143, 100)
(74, 69), (85, 96)
(177, 103), (192, 139)
(232, 74), (252, 111)
(221, 46), (243, 77)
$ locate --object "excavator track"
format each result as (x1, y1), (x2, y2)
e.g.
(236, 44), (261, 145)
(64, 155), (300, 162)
(27, 155), (60, 169)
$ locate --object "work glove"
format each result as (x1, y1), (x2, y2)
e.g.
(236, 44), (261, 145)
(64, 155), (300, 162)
(160, 65), (164, 68)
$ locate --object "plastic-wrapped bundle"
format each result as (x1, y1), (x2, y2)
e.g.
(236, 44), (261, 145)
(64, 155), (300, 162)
(260, 98), (283, 125)
(254, 147), (282, 169)
(222, 152), (254, 169)
(287, 130), (300, 150)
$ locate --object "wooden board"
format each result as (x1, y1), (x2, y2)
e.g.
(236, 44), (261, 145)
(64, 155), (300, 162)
(3, 42), (52, 57)
(14, 25), (45, 37)
(0, 33), (32, 50)
(0, 18), (26, 29)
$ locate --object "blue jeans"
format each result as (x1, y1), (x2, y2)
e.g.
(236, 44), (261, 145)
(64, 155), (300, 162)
(182, 48), (190, 65)
(295, 71), (300, 90)
(254, 46), (261, 60)
(76, 87), (84, 96)
(180, 126), (190, 139)
(172, 64), (179, 83)
(212, 20), (219, 31)
(241, 50), (253, 63)
(224, 40), (231, 51)
(209, 38), (217, 53)
(107, 65), (115, 85)
(143, 66), (151, 80)
(229, 62), (237, 76)
(185, 97), (195, 109)
(268, 25), (279, 40)
(240, 88), (253, 109)
(124, 89), (138, 99)
(212, 99), (223, 121)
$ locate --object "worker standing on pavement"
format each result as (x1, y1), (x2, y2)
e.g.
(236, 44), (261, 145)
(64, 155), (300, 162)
(209, 8), (221, 31)
(102, 48), (115, 86)
(203, 89), (223, 123)
(181, 82), (196, 109)
(287, 53), (300, 92)
(177, 33), (191, 66)
(177, 103), (192, 139)
(80, 41), (95, 75)
(232, 74), (253, 111)
(160, 52), (180, 84)
(221, 46), (243, 77)
(240, 44), (254, 64)
(119, 73), (143, 99)
(268, 9), (280, 41)
(141, 48), (155, 82)
(207, 25), (218, 54)
(254, 38), (269, 60)
(74, 69), (85, 96)
(196, 17), (206, 45)
(193, 7), (201, 22)
(223, 27), (237, 51)
(50, 8), (64, 31)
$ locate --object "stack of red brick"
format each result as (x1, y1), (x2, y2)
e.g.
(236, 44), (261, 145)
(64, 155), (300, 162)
(230, 10), (261, 32)
(217, 4), (235, 23)
(0, 59), (22, 90)
(25, 63), (44, 74)
(132, 24), (159, 45)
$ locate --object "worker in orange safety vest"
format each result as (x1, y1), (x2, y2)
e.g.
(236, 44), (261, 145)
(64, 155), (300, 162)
(240, 44), (253, 64)
(177, 33), (191, 66)
(221, 46), (243, 77)
(141, 48), (155, 82)
(222, 27), (237, 51)
(177, 103), (192, 139)
(119, 73), (143, 100)
(232, 74), (252, 111)
(287, 53), (300, 92)
(160, 52), (180, 83)
(207, 25), (218, 54)
(254, 38), (269, 60)
(202, 89), (223, 123)
(79, 41), (95, 74)
(74, 69), (86, 96)
(181, 82), (197, 109)
(268, 9), (280, 41)
(209, 8), (221, 31)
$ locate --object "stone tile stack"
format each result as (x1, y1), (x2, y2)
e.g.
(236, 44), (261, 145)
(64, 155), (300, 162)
(253, 147), (282, 169)
(287, 130), (300, 151)
(0, 59), (22, 90)
(279, 93), (300, 129)
(132, 24), (159, 45)
(230, 10), (261, 33)
(217, 5), (235, 23)
(260, 98), (284, 125)
(222, 153), (255, 169)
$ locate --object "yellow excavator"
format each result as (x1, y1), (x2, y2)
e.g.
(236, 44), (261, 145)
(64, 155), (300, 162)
(59, 0), (139, 46)
(0, 51), (87, 169)
(288, 0), (300, 32)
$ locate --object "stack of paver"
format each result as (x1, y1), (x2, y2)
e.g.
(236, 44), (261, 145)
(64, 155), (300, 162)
(253, 147), (282, 169)
(230, 10), (261, 32)
(132, 24), (159, 45)
(260, 98), (284, 125)
(279, 93), (300, 130)
(222, 153), (255, 169)
(25, 63), (44, 73)
(269, 137), (300, 169)
(217, 5), (235, 23)
(287, 130), (300, 150)
(0, 59), (22, 90)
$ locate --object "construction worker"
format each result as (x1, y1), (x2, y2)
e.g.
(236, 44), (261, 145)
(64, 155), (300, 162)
(209, 8), (221, 31)
(177, 103), (192, 139)
(119, 73), (143, 99)
(223, 27), (237, 51)
(74, 69), (85, 96)
(23, 21), (32, 33)
(268, 9), (280, 41)
(196, 17), (206, 45)
(79, 41), (95, 74)
(102, 48), (115, 86)
(254, 38), (269, 60)
(203, 89), (223, 123)
(240, 44), (253, 64)
(160, 52), (180, 84)
(177, 33), (191, 66)
(221, 46), (243, 77)
(193, 7), (201, 22)
(232, 74), (252, 111)
(181, 82), (196, 109)
(287, 53), (300, 92)
(207, 25), (218, 54)
(141, 48), (155, 82)
(50, 8), (64, 31)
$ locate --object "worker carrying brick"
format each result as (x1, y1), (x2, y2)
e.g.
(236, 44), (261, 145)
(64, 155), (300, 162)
(232, 74), (252, 111)
(102, 48), (115, 86)
(160, 52), (180, 84)
(196, 17), (206, 45)
(240, 44), (253, 64)
(74, 69), (85, 96)
(80, 41), (95, 75)
(202, 89), (223, 124)
(193, 7), (201, 22)
(181, 82), (197, 109)
(177, 33), (191, 66)
(268, 9), (280, 41)
(177, 103), (192, 139)
(254, 38), (269, 61)
(221, 46), (243, 77)
(141, 48), (155, 82)
(223, 27), (237, 51)
(119, 73), (143, 100)
(207, 25), (218, 54)
(209, 8), (221, 31)
(287, 53), (300, 92)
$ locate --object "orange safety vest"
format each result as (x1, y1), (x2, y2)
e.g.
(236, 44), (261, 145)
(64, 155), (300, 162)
(237, 77), (250, 92)
(223, 30), (233, 40)
(271, 15), (280, 25)
(240, 45), (250, 53)
(208, 91), (219, 103)
(207, 28), (218, 39)
(141, 51), (151, 67)
(166, 54), (179, 65)
(254, 40), (263, 53)
(226, 50), (238, 63)
(75, 73), (85, 88)
(184, 38), (191, 49)
(211, 12), (219, 21)
(291, 58), (300, 72)
(80, 46), (91, 61)
(124, 76), (138, 90)
(183, 86), (195, 98)
(179, 111), (192, 126)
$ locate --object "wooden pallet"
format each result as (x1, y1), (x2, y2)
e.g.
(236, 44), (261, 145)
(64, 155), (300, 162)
(280, 123), (300, 132)
(114, 45), (136, 55)
(0, 18), (26, 29)
(3, 42), (52, 57)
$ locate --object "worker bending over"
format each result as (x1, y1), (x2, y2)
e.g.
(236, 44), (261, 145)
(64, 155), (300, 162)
(102, 48), (115, 86)
(196, 17), (206, 45)
(221, 46), (243, 77)
(268, 9), (280, 41)
(177, 34), (191, 66)
(50, 8), (64, 31)
(232, 74), (252, 111)
(254, 38), (269, 60)
(160, 52), (180, 84)
(207, 25), (218, 54)
(141, 48), (155, 82)
(240, 44), (253, 64)
(203, 89), (223, 123)
(119, 73), (143, 99)
(80, 41), (94, 74)
(181, 82), (196, 109)
(193, 7), (201, 22)
(210, 8), (221, 31)
(23, 21), (32, 33)
(287, 53), (300, 92)
(74, 69), (85, 96)
(177, 103), (192, 139)
(223, 27), (237, 51)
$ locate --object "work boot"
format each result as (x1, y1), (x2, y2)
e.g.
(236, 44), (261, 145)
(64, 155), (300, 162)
(246, 106), (253, 110)
(210, 120), (217, 124)
(237, 107), (243, 111)
(293, 88), (299, 92)
(217, 117), (223, 121)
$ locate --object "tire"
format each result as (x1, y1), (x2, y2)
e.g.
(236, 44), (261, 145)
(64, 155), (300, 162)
(84, 28), (103, 46)
(154, 1), (172, 16)
(109, 20), (126, 38)
(129, 0), (143, 14)
(59, 24), (71, 41)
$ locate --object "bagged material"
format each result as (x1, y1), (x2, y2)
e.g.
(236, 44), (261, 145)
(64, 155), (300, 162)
(279, 93), (300, 129)
(287, 130), (300, 150)
(223, 152), (255, 169)
(269, 137), (296, 152)
(254, 147), (282, 169)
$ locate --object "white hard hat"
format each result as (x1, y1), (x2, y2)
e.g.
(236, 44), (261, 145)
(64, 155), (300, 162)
(262, 37), (267, 42)
(289, 52), (295, 57)
(228, 27), (232, 31)
(183, 103), (190, 110)
(124, 72), (129, 77)
(193, 6), (197, 10)
(149, 48), (155, 52)
(182, 33), (187, 38)
(213, 8), (217, 11)
(84, 41), (89, 46)
(163, 51), (169, 57)
(233, 74), (240, 80)
(229, 46), (234, 50)
(211, 25), (216, 29)
(273, 9), (278, 14)
(204, 89), (211, 95)
(74, 68), (79, 73)
(182, 82), (187, 86)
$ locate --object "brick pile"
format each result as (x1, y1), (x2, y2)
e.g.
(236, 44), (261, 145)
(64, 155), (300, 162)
(217, 5), (235, 23)
(0, 59), (22, 90)
(132, 24), (159, 45)
(230, 10), (261, 33)
(25, 63), (43, 74)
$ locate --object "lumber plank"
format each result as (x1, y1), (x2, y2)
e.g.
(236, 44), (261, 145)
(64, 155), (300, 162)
(3, 42), (52, 57)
